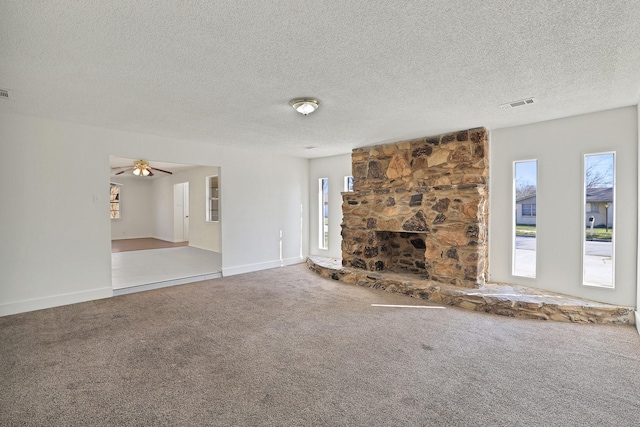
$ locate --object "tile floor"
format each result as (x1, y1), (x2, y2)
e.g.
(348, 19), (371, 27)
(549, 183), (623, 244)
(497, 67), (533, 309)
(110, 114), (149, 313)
(112, 246), (222, 295)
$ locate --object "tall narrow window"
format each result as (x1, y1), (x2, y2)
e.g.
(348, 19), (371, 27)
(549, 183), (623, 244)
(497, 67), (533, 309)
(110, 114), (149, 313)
(110, 184), (121, 219)
(513, 160), (537, 277)
(583, 153), (614, 288)
(319, 178), (329, 249)
(344, 176), (354, 192)
(206, 175), (219, 222)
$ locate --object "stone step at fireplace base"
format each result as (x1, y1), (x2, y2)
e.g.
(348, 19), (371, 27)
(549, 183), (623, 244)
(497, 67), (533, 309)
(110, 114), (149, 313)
(307, 256), (634, 325)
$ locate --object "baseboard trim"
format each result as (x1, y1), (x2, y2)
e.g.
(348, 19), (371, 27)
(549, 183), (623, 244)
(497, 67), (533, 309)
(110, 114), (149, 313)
(635, 311), (639, 335)
(223, 257), (305, 276)
(223, 260), (282, 276)
(113, 272), (222, 296)
(0, 287), (113, 317)
(187, 243), (219, 252)
(111, 235), (153, 240)
(282, 256), (304, 266)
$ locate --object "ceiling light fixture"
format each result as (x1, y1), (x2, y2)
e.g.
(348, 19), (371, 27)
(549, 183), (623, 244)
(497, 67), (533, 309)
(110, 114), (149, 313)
(290, 98), (319, 116)
(133, 160), (151, 177)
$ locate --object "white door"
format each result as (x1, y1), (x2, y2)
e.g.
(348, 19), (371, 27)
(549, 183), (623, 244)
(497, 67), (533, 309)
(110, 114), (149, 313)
(183, 182), (189, 240)
(173, 182), (189, 242)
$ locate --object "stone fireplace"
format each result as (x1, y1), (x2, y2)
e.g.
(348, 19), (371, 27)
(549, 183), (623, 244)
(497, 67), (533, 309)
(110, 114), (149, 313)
(341, 128), (488, 288)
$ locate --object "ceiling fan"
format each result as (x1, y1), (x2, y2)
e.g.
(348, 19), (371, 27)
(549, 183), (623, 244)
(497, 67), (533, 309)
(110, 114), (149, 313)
(111, 160), (173, 177)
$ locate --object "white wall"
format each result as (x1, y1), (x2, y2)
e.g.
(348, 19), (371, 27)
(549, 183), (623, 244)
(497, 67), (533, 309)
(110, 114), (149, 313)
(221, 152), (309, 274)
(151, 166), (221, 252)
(110, 176), (153, 240)
(490, 106), (637, 306)
(309, 154), (352, 258)
(0, 112), (309, 316)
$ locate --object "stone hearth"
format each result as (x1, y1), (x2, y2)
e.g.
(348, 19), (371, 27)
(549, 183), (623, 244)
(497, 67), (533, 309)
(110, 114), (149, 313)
(342, 128), (488, 288)
(308, 257), (634, 324)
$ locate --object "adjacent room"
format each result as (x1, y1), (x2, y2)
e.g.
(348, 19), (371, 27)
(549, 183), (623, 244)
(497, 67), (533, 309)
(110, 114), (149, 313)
(108, 157), (222, 294)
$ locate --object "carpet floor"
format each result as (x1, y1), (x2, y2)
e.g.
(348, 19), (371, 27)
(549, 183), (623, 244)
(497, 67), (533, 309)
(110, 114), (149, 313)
(1, 264), (639, 426)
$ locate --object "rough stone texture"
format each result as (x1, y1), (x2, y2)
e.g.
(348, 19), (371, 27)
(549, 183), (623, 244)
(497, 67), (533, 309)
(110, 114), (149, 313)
(308, 257), (634, 324)
(342, 127), (488, 288)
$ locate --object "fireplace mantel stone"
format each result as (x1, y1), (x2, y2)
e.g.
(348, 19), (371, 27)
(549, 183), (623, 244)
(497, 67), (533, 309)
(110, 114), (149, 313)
(341, 128), (488, 288)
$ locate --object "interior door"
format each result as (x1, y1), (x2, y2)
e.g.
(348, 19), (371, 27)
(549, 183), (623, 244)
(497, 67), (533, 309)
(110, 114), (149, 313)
(173, 182), (189, 243)
(183, 182), (189, 241)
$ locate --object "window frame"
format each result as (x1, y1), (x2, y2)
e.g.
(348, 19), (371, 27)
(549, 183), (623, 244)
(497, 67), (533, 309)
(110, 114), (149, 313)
(582, 151), (615, 289)
(512, 159), (538, 278)
(319, 178), (329, 250)
(206, 175), (219, 223)
(344, 176), (354, 192)
(110, 183), (121, 220)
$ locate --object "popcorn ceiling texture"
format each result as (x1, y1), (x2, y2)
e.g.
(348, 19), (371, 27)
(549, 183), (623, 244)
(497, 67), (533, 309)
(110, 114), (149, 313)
(2, 2), (640, 158)
(341, 128), (488, 288)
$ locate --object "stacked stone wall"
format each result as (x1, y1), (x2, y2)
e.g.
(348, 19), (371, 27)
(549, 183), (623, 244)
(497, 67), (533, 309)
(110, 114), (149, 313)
(341, 127), (488, 288)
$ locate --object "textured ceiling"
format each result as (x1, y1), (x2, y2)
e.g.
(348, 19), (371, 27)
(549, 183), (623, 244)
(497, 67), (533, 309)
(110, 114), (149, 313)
(2, 1), (640, 158)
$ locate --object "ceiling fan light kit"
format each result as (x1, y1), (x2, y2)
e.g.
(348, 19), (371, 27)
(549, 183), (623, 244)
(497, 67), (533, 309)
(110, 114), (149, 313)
(133, 160), (152, 176)
(112, 160), (173, 177)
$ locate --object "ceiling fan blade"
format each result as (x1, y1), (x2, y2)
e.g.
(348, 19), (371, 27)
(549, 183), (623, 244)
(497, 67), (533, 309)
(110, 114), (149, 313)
(147, 170), (154, 176)
(149, 167), (173, 175)
(111, 166), (130, 170)
(114, 167), (133, 175)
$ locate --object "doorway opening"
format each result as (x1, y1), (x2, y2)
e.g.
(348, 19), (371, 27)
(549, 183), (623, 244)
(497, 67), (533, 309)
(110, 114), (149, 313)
(109, 156), (222, 295)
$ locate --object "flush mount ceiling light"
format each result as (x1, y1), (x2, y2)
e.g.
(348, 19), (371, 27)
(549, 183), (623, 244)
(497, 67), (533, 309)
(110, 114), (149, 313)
(290, 98), (319, 116)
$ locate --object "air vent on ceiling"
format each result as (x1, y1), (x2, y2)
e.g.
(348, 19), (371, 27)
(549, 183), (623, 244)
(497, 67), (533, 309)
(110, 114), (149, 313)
(500, 97), (535, 110)
(0, 88), (11, 100)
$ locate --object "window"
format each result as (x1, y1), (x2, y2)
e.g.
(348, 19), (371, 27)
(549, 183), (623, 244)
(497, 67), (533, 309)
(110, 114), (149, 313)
(344, 176), (354, 192)
(585, 202), (599, 213)
(521, 204), (536, 216)
(583, 152), (614, 288)
(110, 184), (120, 219)
(206, 175), (219, 222)
(513, 160), (537, 278)
(319, 178), (329, 249)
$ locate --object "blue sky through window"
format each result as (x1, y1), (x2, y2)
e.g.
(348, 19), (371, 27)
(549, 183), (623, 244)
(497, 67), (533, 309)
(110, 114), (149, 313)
(585, 153), (614, 188)
(515, 161), (537, 187)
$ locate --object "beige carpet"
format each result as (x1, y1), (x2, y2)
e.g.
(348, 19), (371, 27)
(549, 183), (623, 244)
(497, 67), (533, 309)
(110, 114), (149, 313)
(1, 264), (639, 426)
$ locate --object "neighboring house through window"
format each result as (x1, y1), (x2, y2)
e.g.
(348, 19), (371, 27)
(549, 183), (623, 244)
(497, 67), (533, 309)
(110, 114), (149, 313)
(515, 195), (537, 223)
(585, 202), (598, 213)
(584, 187), (613, 228)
